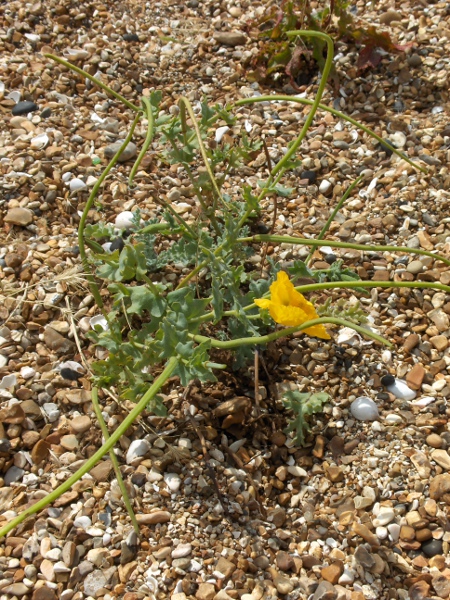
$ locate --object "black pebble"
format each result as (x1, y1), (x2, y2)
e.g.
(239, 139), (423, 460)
(123, 33), (140, 42)
(379, 140), (394, 157)
(256, 223), (270, 234)
(421, 539), (443, 558)
(110, 237), (125, 252)
(300, 170), (317, 184)
(12, 101), (39, 116)
(41, 107), (52, 119)
(381, 374), (396, 387)
(60, 368), (83, 381)
(325, 253), (337, 265)
(0, 439), (12, 453)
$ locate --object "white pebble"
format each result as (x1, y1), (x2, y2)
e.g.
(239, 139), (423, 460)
(376, 526), (388, 540)
(339, 568), (355, 584)
(89, 315), (109, 331)
(386, 378), (416, 401)
(20, 366), (35, 379)
(215, 125), (230, 143)
(387, 523), (400, 542)
(0, 375), (16, 389)
(373, 508), (395, 526)
(385, 413), (403, 424)
(115, 211), (135, 229)
(126, 439), (150, 464)
(350, 397), (379, 421)
(74, 516), (92, 530)
(69, 178), (87, 192)
(164, 472), (181, 493)
(287, 465), (308, 477)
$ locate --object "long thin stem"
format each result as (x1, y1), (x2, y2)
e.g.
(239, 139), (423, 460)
(238, 234), (450, 267)
(192, 316), (392, 349)
(0, 357), (179, 539)
(91, 388), (140, 534)
(78, 112), (142, 310)
(44, 54), (141, 112)
(272, 30), (334, 176)
(128, 96), (156, 186)
(305, 176), (362, 266)
(235, 95), (427, 174)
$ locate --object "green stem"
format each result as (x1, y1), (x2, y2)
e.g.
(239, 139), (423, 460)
(192, 316), (392, 349)
(272, 30), (334, 176)
(91, 388), (140, 534)
(305, 176), (362, 266)
(294, 279), (450, 295)
(128, 96), (155, 186)
(137, 222), (171, 235)
(238, 235), (450, 267)
(235, 95), (426, 174)
(44, 54), (141, 112)
(0, 357), (179, 539)
(178, 97), (230, 212)
(78, 112), (142, 310)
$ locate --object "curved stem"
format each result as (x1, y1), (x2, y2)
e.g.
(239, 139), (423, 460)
(0, 357), (179, 539)
(294, 279), (450, 295)
(128, 96), (155, 186)
(238, 234), (450, 267)
(78, 112), (142, 310)
(272, 30), (334, 176)
(91, 388), (140, 535)
(192, 316), (392, 349)
(44, 54), (141, 112)
(235, 95), (426, 174)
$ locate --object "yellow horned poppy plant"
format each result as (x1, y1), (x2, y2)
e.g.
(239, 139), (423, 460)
(255, 271), (330, 339)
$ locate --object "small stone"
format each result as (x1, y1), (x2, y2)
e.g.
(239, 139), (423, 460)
(430, 335), (448, 352)
(429, 555), (446, 570)
(422, 539), (443, 557)
(386, 378), (416, 400)
(136, 511), (171, 525)
(4, 207), (34, 226)
(287, 465), (308, 477)
(53, 490), (78, 508)
(427, 434), (444, 448)
(430, 474), (450, 502)
(215, 556), (235, 578)
(268, 506), (286, 527)
(406, 364), (425, 390)
(300, 170), (317, 184)
(431, 449), (450, 470)
(319, 180), (332, 195)
(326, 466), (344, 483)
(354, 545), (376, 569)
(42, 403), (60, 422)
(40, 558), (55, 581)
(403, 333), (420, 352)
(123, 33), (140, 42)
(60, 435), (79, 451)
(276, 550), (295, 572)
(195, 583), (215, 600)
(408, 54), (423, 68)
(406, 260), (424, 275)
(352, 522), (380, 547)
(321, 561), (344, 584)
(84, 570), (107, 596)
(126, 439), (150, 464)
(4, 466), (24, 485)
(373, 509), (395, 526)
(428, 309), (450, 333)
(104, 141), (138, 162)
(32, 588), (57, 600)
(0, 403), (25, 424)
(12, 100), (39, 115)
(213, 31), (247, 46)
(338, 568), (355, 585)
(313, 434), (326, 458)
(172, 543), (192, 559)
(43, 327), (75, 354)
(350, 397), (379, 421)
(62, 541), (78, 567)
(70, 415), (91, 434)
(410, 451), (432, 478)
(3, 583), (29, 596)
(273, 574), (294, 595)
(312, 580), (337, 600)
(90, 460), (113, 482)
(409, 580), (430, 600)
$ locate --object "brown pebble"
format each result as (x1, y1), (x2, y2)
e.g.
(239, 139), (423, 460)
(313, 434), (326, 458)
(70, 415), (92, 434)
(0, 404), (25, 424)
(352, 522), (380, 547)
(321, 560), (344, 584)
(400, 525), (416, 541)
(31, 440), (50, 465)
(326, 466), (344, 483)
(409, 580), (430, 600)
(414, 528), (432, 542)
(426, 434), (443, 449)
(429, 555), (446, 570)
(403, 333), (420, 353)
(429, 474), (450, 503)
(136, 511), (171, 525)
(276, 550), (295, 572)
(406, 363), (425, 390)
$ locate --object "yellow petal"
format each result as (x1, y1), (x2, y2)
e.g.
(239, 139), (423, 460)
(303, 324), (331, 340)
(270, 271), (292, 306)
(254, 298), (272, 310)
(270, 304), (310, 327)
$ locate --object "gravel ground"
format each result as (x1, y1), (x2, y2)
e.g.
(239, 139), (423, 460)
(1, 0), (450, 599)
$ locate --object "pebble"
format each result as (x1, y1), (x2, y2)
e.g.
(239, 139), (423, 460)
(165, 472), (182, 492)
(11, 100), (39, 115)
(431, 449), (450, 470)
(126, 439), (150, 464)
(421, 539), (443, 557)
(273, 574), (294, 595)
(386, 378), (416, 401)
(373, 508), (395, 526)
(427, 434), (443, 450)
(115, 211), (135, 230)
(70, 415), (91, 434)
(136, 511), (171, 525)
(319, 180), (332, 194)
(4, 466), (25, 485)
(104, 141), (138, 162)
(172, 543), (192, 559)
(350, 397), (379, 421)
(406, 260), (424, 274)
(42, 403), (60, 422)
(4, 207), (34, 226)
(312, 580), (337, 600)
(213, 31), (247, 46)
(84, 570), (107, 596)
(429, 474), (450, 502)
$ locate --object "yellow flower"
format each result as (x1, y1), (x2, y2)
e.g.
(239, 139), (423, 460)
(255, 271), (330, 339)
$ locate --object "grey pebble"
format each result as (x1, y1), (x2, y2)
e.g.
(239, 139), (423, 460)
(104, 141), (137, 162)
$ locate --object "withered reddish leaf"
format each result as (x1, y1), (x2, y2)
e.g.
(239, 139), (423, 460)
(357, 45), (383, 70)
